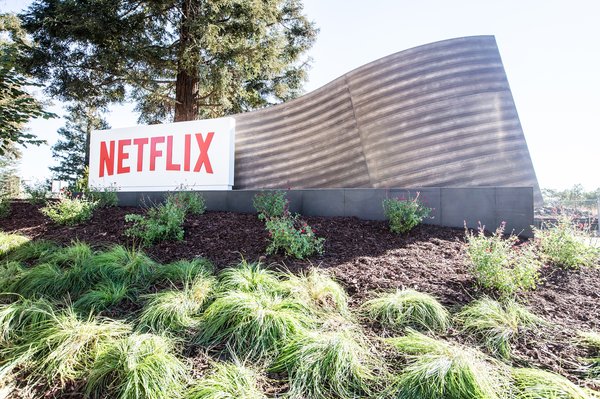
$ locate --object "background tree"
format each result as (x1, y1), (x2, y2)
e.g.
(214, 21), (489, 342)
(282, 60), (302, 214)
(21, 0), (317, 123)
(50, 104), (109, 186)
(0, 13), (55, 155)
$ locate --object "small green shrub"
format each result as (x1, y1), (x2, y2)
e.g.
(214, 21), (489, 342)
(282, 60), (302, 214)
(512, 367), (592, 399)
(87, 185), (119, 208)
(185, 361), (266, 399)
(41, 196), (98, 225)
(382, 193), (431, 234)
(272, 322), (380, 399)
(265, 215), (324, 259)
(535, 217), (599, 269)
(361, 288), (449, 332)
(465, 223), (540, 297)
(196, 290), (312, 360)
(218, 260), (284, 293)
(125, 200), (186, 245)
(24, 182), (49, 206)
(170, 191), (206, 215)
(86, 333), (188, 399)
(457, 298), (544, 359)
(253, 190), (288, 221)
(0, 195), (10, 218)
(385, 331), (510, 399)
(154, 258), (214, 285)
(0, 232), (29, 257)
(74, 281), (131, 313)
(282, 269), (349, 314)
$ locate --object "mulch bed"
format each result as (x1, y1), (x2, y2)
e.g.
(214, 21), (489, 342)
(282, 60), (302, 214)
(2, 200), (600, 392)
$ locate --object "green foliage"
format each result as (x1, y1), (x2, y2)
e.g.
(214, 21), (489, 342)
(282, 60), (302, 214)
(272, 321), (380, 399)
(2, 239), (58, 264)
(49, 240), (94, 268)
(24, 181), (49, 205)
(125, 199), (187, 246)
(87, 185), (119, 208)
(154, 258), (214, 285)
(170, 191), (206, 215)
(0, 195), (10, 218)
(542, 184), (600, 203)
(41, 196), (98, 225)
(0, 297), (54, 346)
(218, 260), (284, 293)
(10, 262), (66, 298)
(457, 298), (544, 359)
(253, 190), (288, 221)
(85, 245), (157, 289)
(512, 367), (592, 399)
(382, 193), (431, 234)
(185, 361), (266, 399)
(465, 223), (540, 297)
(361, 288), (449, 332)
(535, 217), (599, 269)
(137, 276), (214, 334)
(196, 290), (312, 360)
(74, 281), (131, 313)
(0, 261), (24, 292)
(0, 232), (29, 257)
(265, 215), (324, 259)
(577, 331), (600, 378)
(86, 333), (188, 399)
(282, 269), (349, 314)
(385, 331), (510, 399)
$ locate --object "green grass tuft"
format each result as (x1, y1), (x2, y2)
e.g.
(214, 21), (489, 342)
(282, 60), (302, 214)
(86, 333), (188, 399)
(0, 232), (29, 257)
(10, 262), (66, 298)
(154, 258), (214, 285)
(361, 288), (449, 332)
(85, 245), (157, 288)
(218, 260), (283, 293)
(48, 241), (94, 268)
(0, 261), (25, 293)
(0, 297), (54, 346)
(185, 361), (266, 399)
(282, 269), (349, 314)
(137, 276), (215, 334)
(3, 240), (59, 264)
(196, 290), (311, 360)
(272, 320), (380, 399)
(74, 281), (131, 313)
(512, 367), (592, 399)
(385, 330), (510, 399)
(457, 298), (544, 359)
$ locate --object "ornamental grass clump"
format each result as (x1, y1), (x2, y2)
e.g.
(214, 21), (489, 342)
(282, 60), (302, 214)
(48, 241), (94, 268)
(457, 298), (544, 359)
(218, 260), (284, 293)
(535, 217), (600, 269)
(361, 288), (449, 332)
(282, 269), (349, 314)
(0, 232), (29, 257)
(73, 280), (131, 313)
(265, 214), (324, 259)
(577, 331), (600, 377)
(154, 258), (214, 285)
(2, 239), (58, 264)
(86, 333), (188, 399)
(382, 192), (431, 234)
(512, 367), (593, 399)
(196, 290), (312, 360)
(185, 361), (266, 399)
(385, 331), (510, 399)
(465, 222), (540, 297)
(0, 297), (54, 346)
(0, 261), (24, 293)
(253, 190), (288, 221)
(272, 320), (381, 399)
(10, 262), (66, 298)
(41, 196), (98, 225)
(84, 245), (157, 289)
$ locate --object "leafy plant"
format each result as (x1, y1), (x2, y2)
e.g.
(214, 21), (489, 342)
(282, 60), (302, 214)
(86, 333), (188, 399)
(24, 181), (49, 206)
(361, 288), (449, 332)
(74, 281), (131, 313)
(382, 193), (431, 234)
(0, 195), (10, 218)
(253, 190), (288, 221)
(218, 260), (284, 293)
(125, 199), (186, 245)
(465, 222), (540, 297)
(41, 196), (98, 225)
(282, 269), (349, 314)
(0, 232), (29, 257)
(534, 217), (599, 269)
(87, 185), (119, 208)
(385, 330), (510, 399)
(456, 298), (544, 359)
(265, 215), (324, 259)
(185, 361), (266, 399)
(272, 321), (380, 399)
(196, 290), (312, 360)
(170, 191), (206, 215)
(512, 367), (592, 399)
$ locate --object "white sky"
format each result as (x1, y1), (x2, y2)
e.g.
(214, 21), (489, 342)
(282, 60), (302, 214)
(2, 0), (599, 190)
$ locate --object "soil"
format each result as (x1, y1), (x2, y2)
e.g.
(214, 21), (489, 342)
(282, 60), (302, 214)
(2, 200), (600, 395)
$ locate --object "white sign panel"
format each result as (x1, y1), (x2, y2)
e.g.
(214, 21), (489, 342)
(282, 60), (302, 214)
(89, 117), (235, 191)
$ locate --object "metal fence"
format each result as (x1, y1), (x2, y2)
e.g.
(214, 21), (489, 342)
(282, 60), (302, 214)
(534, 198), (600, 236)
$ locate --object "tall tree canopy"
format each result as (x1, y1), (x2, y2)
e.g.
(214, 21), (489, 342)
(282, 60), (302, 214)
(0, 14), (55, 155)
(21, 0), (318, 123)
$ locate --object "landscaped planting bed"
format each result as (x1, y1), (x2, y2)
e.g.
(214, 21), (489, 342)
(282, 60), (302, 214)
(0, 199), (600, 398)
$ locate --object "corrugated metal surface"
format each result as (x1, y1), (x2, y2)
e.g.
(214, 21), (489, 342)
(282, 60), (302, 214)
(234, 36), (541, 203)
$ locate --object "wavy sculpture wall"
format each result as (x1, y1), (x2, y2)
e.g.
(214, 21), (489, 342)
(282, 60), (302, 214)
(234, 35), (541, 203)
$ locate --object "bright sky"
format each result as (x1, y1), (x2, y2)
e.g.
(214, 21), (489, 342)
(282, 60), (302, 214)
(2, 0), (599, 190)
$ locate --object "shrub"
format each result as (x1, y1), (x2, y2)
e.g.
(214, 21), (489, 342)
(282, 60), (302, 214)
(361, 288), (449, 332)
(282, 269), (349, 314)
(125, 199), (186, 245)
(87, 185), (119, 208)
(0, 195), (10, 218)
(265, 215), (324, 259)
(185, 361), (266, 399)
(0, 232), (29, 257)
(137, 276), (215, 334)
(196, 290), (312, 360)
(253, 190), (288, 221)
(385, 331), (510, 399)
(170, 191), (206, 215)
(272, 321), (380, 399)
(535, 217), (599, 269)
(41, 196), (98, 225)
(457, 298), (544, 359)
(465, 223), (540, 297)
(382, 193), (431, 234)
(154, 258), (214, 285)
(512, 367), (592, 399)
(86, 333), (188, 399)
(218, 260), (284, 293)
(24, 182), (49, 206)
(74, 281), (131, 313)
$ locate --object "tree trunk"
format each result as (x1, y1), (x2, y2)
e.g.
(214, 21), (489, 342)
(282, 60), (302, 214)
(174, 0), (199, 122)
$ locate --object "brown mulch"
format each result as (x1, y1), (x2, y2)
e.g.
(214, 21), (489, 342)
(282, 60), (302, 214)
(2, 200), (600, 393)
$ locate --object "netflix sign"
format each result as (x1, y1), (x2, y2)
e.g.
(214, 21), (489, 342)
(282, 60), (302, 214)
(89, 117), (235, 191)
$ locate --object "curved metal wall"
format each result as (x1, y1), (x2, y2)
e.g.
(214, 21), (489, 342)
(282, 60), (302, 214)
(234, 36), (541, 203)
